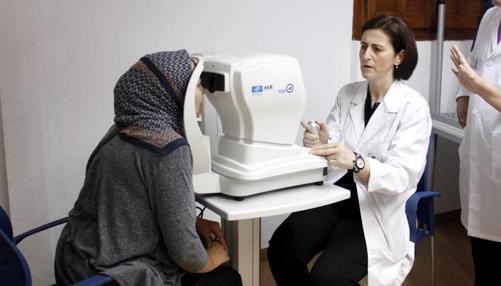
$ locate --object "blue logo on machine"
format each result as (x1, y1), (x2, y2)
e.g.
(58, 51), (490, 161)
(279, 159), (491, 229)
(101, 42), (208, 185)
(286, 84), (294, 93)
(252, 85), (263, 93)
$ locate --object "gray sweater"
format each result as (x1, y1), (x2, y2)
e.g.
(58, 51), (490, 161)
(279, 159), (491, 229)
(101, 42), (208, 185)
(55, 127), (208, 286)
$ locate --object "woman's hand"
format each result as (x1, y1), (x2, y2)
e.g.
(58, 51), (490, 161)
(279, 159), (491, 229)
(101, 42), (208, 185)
(196, 218), (227, 249)
(301, 121), (329, 147)
(196, 241), (230, 273)
(310, 142), (355, 170)
(451, 45), (501, 113)
(450, 46), (486, 95)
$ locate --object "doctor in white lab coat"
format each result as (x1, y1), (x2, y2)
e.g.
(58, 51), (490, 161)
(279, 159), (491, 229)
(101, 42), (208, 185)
(453, 2), (501, 285)
(268, 15), (431, 286)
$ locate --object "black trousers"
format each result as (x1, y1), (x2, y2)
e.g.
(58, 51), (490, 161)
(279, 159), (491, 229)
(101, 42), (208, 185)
(268, 173), (368, 286)
(470, 236), (501, 286)
(181, 265), (242, 286)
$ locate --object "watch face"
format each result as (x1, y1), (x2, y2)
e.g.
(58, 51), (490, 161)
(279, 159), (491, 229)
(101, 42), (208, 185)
(356, 158), (365, 169)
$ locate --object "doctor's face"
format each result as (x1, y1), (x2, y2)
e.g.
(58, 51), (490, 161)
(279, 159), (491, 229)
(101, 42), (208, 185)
(359, 29), (403, 83)
(493, 0), (501, 7)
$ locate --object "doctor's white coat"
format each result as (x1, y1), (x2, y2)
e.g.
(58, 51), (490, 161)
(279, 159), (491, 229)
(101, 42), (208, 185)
(324, 80), (431, 285)
(457, 6), (501, 243)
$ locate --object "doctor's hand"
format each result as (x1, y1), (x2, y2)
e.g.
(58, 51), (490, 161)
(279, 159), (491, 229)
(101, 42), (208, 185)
(456, 96), (469, 128)
(450, 46), (487, 95)
(196, 218), (227, 249)
(301, 121), (329, 148)
(310, 143), (355, 170)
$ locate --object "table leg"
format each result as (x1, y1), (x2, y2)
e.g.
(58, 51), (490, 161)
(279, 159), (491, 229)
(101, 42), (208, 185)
(222, 218), (261, 286)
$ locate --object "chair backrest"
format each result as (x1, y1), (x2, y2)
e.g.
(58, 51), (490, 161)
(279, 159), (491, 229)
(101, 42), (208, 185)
(416, 165), (436, 237)
(0, 207), (113, 286)
(0, 206), (13, 239)
(0, 207), (32, 286)
(406, 140), (441, 243)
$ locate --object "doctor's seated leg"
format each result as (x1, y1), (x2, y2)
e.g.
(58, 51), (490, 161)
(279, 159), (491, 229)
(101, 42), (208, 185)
(268, 198), (367, 286)
(309, 217), (367, 286)
(181, 265), (242, 286)
(268, 205), (336, 286)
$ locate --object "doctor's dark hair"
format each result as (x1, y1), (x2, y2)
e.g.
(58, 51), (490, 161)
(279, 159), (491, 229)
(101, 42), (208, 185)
(362, 15), (418, 80)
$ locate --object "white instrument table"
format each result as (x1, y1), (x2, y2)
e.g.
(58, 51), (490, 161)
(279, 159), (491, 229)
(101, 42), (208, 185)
(196, 183), (350, 286)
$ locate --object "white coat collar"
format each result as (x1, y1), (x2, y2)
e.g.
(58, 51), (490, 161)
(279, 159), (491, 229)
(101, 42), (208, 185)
(350, 81), (404, 149)
(486, 7), (501, 59)
(348, 83), (366, 142)
(380, 80), (405, 112)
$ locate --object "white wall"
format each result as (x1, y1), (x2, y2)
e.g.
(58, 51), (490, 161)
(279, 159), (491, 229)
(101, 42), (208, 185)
(0, 1), (55, 283)
(0, 0), (354, 284)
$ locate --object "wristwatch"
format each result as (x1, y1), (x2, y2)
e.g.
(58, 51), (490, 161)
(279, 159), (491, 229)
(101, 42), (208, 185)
(352, 152), (365, 173)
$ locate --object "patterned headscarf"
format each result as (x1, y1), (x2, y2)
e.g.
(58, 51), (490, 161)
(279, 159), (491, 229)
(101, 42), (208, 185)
(114, 50), (193, 154)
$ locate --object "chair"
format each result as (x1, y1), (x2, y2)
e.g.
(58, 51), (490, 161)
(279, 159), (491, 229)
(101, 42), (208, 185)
(0, 206), (114, 286)
(406, 153), (441, 286)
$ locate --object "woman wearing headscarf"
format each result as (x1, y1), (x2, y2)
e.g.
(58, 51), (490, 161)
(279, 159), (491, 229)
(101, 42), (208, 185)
(54, 50), (242, 286)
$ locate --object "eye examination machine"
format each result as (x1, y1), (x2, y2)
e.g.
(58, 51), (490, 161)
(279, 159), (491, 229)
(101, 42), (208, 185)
(184, 53), (328, 198)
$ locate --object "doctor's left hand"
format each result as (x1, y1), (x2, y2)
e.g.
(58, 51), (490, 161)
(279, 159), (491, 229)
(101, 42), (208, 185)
(310, 143), (356, 170)
(196, 218), (227, 249)
(450, 46), (486, 95)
